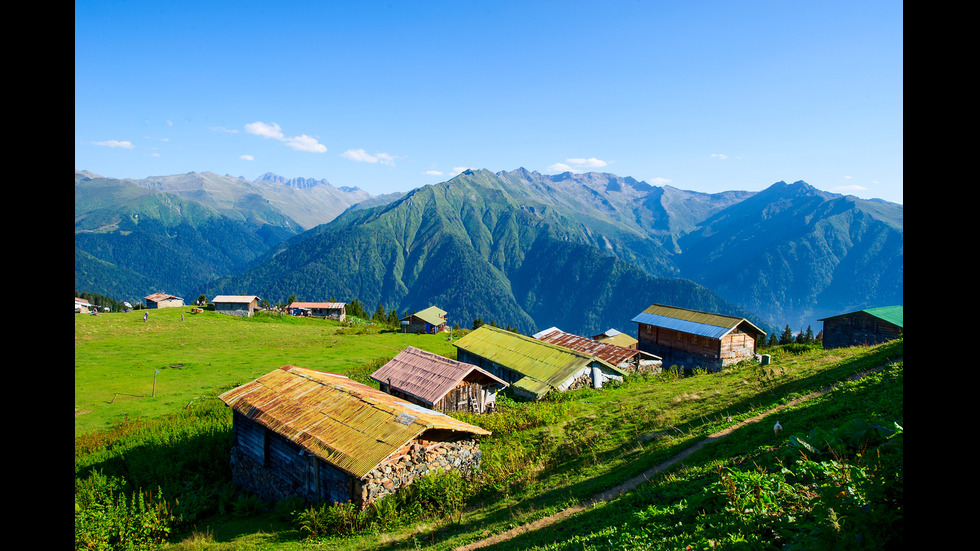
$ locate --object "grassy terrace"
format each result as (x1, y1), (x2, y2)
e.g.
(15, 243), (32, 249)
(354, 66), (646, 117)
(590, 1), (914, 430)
(74, 308), (903, 550)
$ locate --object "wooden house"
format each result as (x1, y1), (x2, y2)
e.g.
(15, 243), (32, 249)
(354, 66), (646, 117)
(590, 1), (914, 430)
(400, 306), (448, 334)
(371, 346), (508, 414)
(144, 292), (184, 309)
(287, 301), (347, 321)
(454, 325), (627, 401)
(75, 297), (93, 314)
(218, 366), (490, 506)
(534, 327), (662, 374)
(591, 328), (638, 349)
(819, 305), (903, 349)
(212, 295), (260, 317)
(631, 304), (766, 372)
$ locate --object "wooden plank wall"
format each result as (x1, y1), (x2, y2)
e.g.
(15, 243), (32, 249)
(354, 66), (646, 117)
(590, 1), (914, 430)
(434, 382), (485, 414)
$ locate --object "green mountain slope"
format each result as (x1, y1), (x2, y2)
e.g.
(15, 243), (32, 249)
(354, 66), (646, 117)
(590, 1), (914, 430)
(675, 181), (904, 327)
(203, 169), (760, 335)
(75, 173), (299, 302)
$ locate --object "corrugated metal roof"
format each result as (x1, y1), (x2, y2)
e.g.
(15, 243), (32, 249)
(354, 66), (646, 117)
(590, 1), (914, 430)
(218, 366), (490, 479)
(819, 305), (903, 328)
(631, 304), (765, 339)
(595, 333), (639, 348)
(453, 326), (625, 398)
(404, 306), (447, 327)
(533, 327), (651, 366)
(145, 292), (182, 301)
(212, 295), (260, 304)
(287, 302), (346, 309)
(370, 346), (508, 406)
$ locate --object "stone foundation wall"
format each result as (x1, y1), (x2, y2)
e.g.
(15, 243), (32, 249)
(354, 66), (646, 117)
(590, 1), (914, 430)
(360, 438), (481, 504)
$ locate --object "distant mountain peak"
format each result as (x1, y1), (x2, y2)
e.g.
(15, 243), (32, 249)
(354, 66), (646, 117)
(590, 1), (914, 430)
(254, 172), (333, 190)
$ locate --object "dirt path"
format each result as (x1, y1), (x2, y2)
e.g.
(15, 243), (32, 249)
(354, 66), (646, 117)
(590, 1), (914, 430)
(452, 382), (843, 551)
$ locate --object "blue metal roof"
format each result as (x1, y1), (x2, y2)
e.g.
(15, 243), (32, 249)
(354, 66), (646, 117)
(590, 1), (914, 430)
(630, 312), (734, 339)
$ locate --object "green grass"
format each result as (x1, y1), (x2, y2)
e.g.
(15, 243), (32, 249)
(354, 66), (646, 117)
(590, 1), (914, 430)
(74, 308), (459, 436)
(75, 311), (902, 551)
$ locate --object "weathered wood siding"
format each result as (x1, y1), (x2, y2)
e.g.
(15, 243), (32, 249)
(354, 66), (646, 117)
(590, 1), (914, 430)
(638, 324), (755, 371)
(822, 312), (903, 349)
(230, 412), (359, 504)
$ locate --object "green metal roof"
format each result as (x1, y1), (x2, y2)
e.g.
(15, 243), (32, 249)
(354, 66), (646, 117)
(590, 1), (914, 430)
(407, 306), (447, 327)
(863, 306), (903, 327)
(820, 305), (903, 328)
(453, 325), (624, 399)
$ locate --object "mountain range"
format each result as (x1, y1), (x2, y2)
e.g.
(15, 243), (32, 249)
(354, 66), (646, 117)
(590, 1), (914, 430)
(74, 168), (903, 337)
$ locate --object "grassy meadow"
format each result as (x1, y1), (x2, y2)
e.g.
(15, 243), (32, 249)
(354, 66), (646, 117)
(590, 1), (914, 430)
(74, 308), (903, 551)
(74, 307), (458, 436)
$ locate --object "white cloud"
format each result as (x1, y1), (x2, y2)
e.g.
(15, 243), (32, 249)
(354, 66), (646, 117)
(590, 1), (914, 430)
(285, 134), (328, 153)
(711, 153), (728, 160)
(240, 154), (254, 161)
(244, 121), (285, 139)
(244, 121), (327, 153)
(649, 177), (671, 185)
(547, 157), (611, 173)
(832, 184), (868, 193)
(342, 148), (395, 165)
(92, 140), (135, 149)
(423, 170), (444, 176)
(566, 157), (607, 168)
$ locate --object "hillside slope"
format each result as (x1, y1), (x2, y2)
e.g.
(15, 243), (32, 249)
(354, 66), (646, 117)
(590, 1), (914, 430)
(203, 169), (757, 336)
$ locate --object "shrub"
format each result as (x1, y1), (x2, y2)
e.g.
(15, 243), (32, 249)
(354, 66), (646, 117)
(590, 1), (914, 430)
(74, 470), (177, 551)
(295, 500), (371, 539)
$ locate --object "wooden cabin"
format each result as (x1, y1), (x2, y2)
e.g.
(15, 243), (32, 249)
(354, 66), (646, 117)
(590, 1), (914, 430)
(534, 327), (661, 373)
(400, 306), (448, 334)
(219, 366), (490, 506)
(286, 301), (347, 321)
(144, 292), (184, 309)
(631, 304), (766, 372)
(371, 346), (508, 414)
(454, 325), (627, 400)
(819, 305), (903, 349)
(212, 295), (260, 317)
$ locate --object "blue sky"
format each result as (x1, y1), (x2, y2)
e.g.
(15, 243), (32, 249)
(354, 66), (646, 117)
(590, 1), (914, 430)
(75, 1), (903, 203)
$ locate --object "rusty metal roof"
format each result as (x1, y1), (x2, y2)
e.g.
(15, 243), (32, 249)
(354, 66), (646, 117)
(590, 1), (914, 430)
(533, 327), (649, 366)
(370, 346), (508, 406)
(218, 365), (490, 479)
(144, 292), (182, 301)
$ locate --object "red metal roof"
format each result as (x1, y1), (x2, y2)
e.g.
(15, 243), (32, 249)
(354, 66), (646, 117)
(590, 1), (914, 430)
(370, 346), (507, 406)
(287, 302), (347, 309)
(533, 327), (643, 367)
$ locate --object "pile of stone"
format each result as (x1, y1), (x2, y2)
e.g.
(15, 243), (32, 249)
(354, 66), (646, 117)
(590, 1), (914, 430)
(360, 438), (481, 504)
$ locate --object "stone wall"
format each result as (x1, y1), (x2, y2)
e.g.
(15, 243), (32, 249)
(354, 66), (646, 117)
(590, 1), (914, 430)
(360, 438), (481, 504)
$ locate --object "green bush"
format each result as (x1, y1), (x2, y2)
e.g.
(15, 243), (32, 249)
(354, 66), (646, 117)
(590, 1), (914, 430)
(74, 470), (176, 551)
(295, 500), (371, 539)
